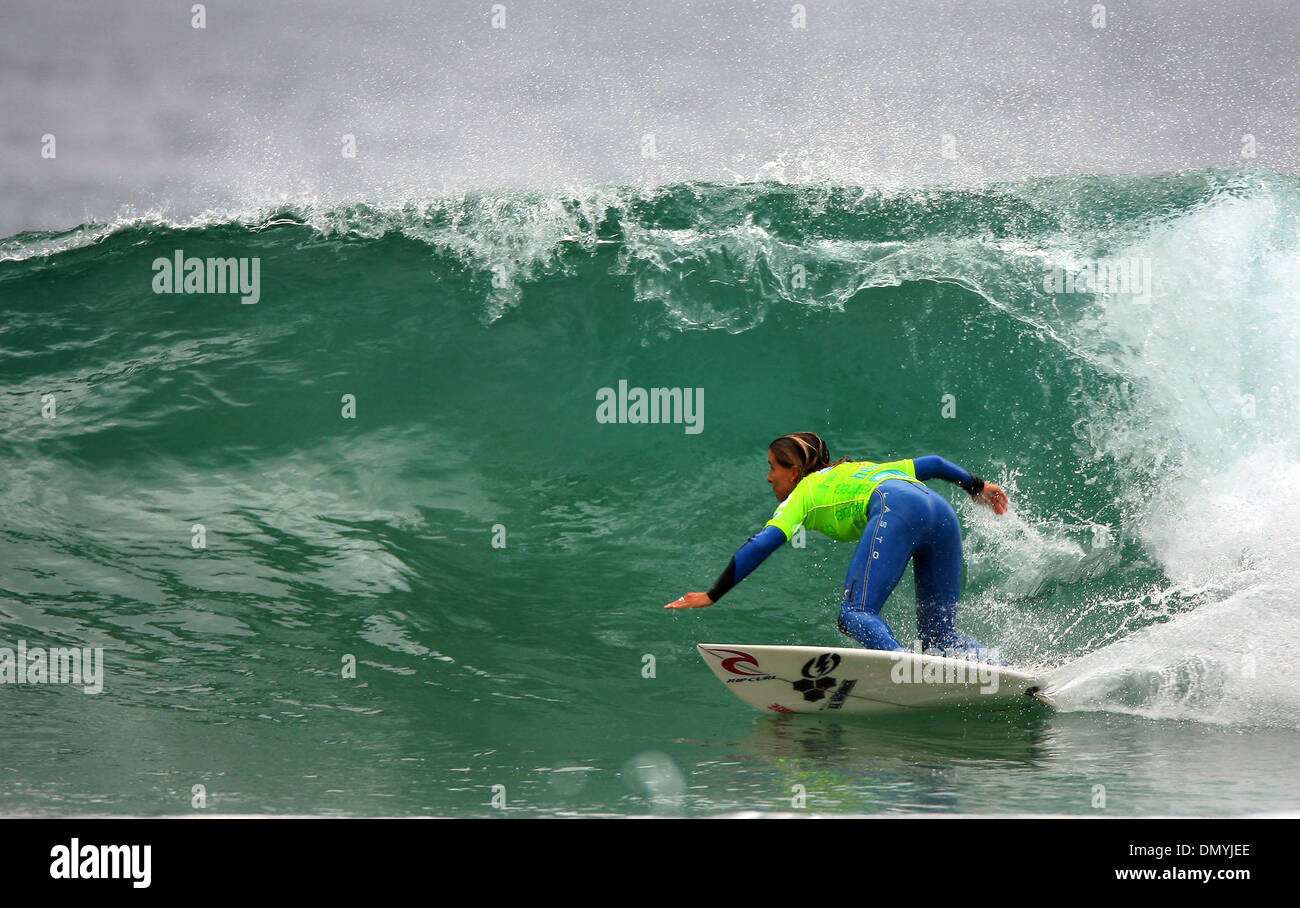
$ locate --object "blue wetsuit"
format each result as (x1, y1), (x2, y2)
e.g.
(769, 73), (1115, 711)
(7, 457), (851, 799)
(706, 455), (1002, 664)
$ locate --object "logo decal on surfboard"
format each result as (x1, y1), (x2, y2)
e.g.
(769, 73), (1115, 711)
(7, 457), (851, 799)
(826, 679), (857, 709)
(702, 647), (766, 676)
(801, 653), (841, 678)
(792, 652), (843, 702)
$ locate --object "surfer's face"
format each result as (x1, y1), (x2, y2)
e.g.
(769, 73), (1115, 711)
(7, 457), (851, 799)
(767, 450), (800, 501)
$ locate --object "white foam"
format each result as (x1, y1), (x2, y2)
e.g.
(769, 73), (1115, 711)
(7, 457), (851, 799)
(1046, 186), (1300, 725)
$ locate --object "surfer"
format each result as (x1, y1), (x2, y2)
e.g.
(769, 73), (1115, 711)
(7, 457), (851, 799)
(665, 432), (1010, 663)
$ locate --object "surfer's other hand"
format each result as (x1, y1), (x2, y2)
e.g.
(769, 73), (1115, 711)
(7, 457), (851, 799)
(976, 482), (1009, 515)
(665, 592), (714, 609)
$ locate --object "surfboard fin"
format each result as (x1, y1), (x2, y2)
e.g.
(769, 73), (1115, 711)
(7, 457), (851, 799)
(1025, 686), (1055, 707)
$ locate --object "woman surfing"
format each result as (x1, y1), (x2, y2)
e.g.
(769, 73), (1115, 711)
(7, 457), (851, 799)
(665, 432), (1010, 664)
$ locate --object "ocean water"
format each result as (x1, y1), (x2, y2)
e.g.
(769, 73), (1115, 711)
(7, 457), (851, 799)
(5, 0), (1300, 819)
(2, 167), (1299, 816)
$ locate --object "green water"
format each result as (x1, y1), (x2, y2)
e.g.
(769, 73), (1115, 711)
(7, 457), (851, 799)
(2, 168), (1299, 815)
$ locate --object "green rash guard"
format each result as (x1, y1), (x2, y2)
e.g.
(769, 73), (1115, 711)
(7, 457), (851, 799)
(706, 455), (984, 602)
(765, 458), (925, 542)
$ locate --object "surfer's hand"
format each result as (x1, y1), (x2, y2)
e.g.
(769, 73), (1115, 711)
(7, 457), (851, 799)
(976, 482), (1009, 515)
(665, 592), (714, 609)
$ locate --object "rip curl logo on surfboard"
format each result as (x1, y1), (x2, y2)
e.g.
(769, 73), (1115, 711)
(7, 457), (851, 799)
(702, 647), (777, 682)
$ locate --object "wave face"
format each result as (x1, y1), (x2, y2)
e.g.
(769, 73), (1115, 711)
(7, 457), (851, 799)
(3, 166), (1299, 814)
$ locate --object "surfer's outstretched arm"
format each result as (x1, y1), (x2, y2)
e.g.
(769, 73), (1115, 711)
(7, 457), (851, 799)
(665, 525), (787, 609)
(913, 454), (1008, 514)
(913, 454), (981, 488)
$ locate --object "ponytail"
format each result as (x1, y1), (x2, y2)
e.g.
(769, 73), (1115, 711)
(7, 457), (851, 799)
(768, 432), (852, 481)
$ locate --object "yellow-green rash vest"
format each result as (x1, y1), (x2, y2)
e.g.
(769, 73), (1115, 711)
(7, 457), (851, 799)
(764, 459), (925, 542)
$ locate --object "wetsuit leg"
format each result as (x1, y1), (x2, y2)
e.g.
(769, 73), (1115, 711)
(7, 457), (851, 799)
(911, 490), (1006, 665)
(837, 484), (917, 651)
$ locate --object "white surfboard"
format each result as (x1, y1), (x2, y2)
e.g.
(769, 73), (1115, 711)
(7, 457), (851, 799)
(698, 643), (1053, 715)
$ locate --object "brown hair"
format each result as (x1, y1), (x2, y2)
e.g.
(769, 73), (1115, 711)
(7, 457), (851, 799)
(768, 432), (853, 481)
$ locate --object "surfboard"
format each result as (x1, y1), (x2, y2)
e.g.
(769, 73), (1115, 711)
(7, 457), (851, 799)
(698, 643), (1053, 715)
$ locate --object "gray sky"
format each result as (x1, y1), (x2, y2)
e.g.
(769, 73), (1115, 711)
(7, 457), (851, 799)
(2, 0), (1297, 235)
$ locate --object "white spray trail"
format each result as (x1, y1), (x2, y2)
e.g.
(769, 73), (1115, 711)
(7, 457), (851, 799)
(1047, 183), (1300, 726)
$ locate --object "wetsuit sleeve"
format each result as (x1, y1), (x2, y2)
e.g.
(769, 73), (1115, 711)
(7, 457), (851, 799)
(913, 455), (985, 495)
(707, 525), (788, 602)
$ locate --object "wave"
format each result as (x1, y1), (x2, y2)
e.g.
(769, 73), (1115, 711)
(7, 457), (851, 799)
(2, 165), (1298, 727)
